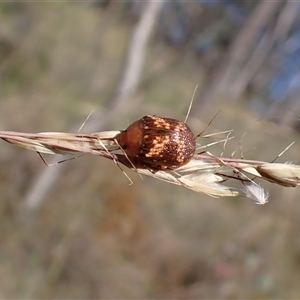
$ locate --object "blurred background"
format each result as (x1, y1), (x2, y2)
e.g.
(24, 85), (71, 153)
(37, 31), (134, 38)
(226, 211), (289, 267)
(0, 1), (300, 298)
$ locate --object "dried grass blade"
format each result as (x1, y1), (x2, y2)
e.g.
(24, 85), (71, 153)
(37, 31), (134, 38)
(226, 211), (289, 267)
(0, 130), (121, 155)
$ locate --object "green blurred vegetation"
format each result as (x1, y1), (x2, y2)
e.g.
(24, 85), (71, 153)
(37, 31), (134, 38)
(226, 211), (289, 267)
(0, 2), (300, 299)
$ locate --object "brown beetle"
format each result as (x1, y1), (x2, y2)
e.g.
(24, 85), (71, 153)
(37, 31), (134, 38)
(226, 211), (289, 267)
(116, 115), (196, 171)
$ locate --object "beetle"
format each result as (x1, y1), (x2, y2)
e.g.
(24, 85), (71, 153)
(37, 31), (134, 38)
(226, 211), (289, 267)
(115, 115), (196, 171)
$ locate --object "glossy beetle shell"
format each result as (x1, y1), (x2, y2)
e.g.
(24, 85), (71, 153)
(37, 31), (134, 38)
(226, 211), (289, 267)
(116, 115), (196, 170)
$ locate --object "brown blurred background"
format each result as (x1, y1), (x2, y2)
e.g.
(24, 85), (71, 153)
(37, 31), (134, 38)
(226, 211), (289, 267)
(0, 1), (300, 298)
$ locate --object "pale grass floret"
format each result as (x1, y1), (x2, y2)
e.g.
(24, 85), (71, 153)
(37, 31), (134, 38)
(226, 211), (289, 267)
(242, 181), (269, 205)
